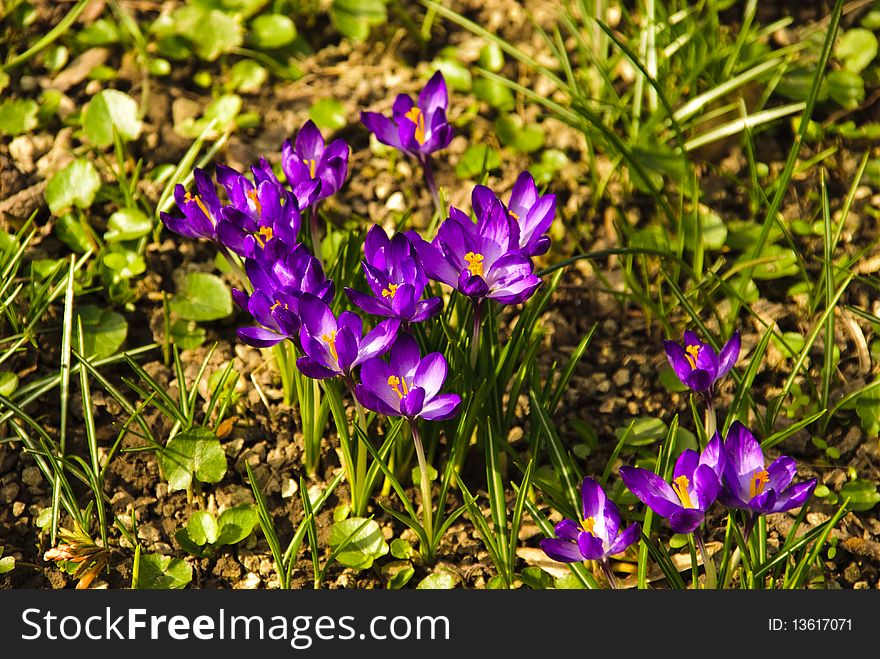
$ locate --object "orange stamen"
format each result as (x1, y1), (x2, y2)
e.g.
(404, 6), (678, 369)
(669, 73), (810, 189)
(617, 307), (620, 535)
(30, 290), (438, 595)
(404, 106), (426, 144)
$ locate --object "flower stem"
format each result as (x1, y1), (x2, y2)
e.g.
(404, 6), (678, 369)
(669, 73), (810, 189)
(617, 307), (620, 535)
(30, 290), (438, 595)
(704, 396), (717, 441)
(409, 419), (434, 559)
(694, 529), (717, 589)
(599, 559), (618, 589)
(470, 300), (483, 369)
(345, 375), (369, 515)
(421, 156), (441, 218)
(308, 204), (322, 263)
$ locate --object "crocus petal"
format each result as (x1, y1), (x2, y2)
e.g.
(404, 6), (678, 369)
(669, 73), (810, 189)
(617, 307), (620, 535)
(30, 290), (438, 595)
(334, 326), (359, 374)
(664, 340), (694, 387)
(389, 333), (421, 378)
(237, 326), (285, 348)
(618, 467), (681, 519)
(606, 523), (641, 557)
(554, 519), (580, 542)
(399, 386), (426, 418)
(580, 476), (607, 521)
(673, 449), (700, 482)
(668, 509), (705, 534)
(356, 318), (401, 365)
(540, 538), (583, 563)
(295, 356), (337, 380)
(360, 111), (405, 151)
(295, 120), (325, 160)
(412, 236), (459, 288)
(411, 297), (443, 323)
(345, 287), (393, 317)
(765, 455), (797, 493)
(390, 283), (417, 320)
(767, 479), (816, 513)
(458, 272), (490, 299)
(699, 433), (725, 477)
(419, 70), (448, 117)
(418, 393), (461, 421)
(471, 185), (499, 220)
(724, 421), (765, 477)
(577, 532), (605, 561)
(684, 369), (714, 392)
(354, 382), (399, 417)
(412, 352), (448, 402)
(358, 357), (401, 412)
(716, 331), (741, 379)
(692, 464), (721, 512)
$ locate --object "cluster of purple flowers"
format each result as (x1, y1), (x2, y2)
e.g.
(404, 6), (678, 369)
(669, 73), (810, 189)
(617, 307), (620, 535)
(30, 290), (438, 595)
(160, 71), (556, 428)
(542, 332), (816, 584)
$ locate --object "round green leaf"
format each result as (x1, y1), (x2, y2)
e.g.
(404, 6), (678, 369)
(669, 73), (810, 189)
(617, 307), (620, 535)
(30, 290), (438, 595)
(330, 0), (387, 42)
(839, 479), (880, 512)
(172, 5), (243, 61)
(45, 159), (102, 214)
(161, 427), (227, 492)
(137, 553), (193, 589)
(170, 319), (206, 350)
(104, 208), (152, 242)
(751, 245), (799, 280)
(229, 59), (268, 94)
(0, 98), (39, 135)
(614, 416), (667, 446)
(309, 98), (346, 132)
(430, 59), (471, 92)
(170, 272), (233, 322)
(83, 89), (142, 146)
(329, 517), (389, 570)
(416, 570), (459, 589)
(835, 28), (878, 74)
(215, 505), (259, 546)
(250, 14), (297, 49)
(74, 305), (128, 359)
(479, 42), (505, 73)
(186, 510), (219, 546)
(825, 70), (865, 109)
(455, 144), (501, 179)
(0, 371), (18, 397)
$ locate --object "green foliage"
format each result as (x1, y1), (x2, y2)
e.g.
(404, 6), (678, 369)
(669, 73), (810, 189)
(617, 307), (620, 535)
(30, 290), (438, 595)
(0, 98), (39, 135)
(136, 553), (193, 589)
(176, 505), (260, 556)
(74, 305), (128, 359)
(82, 89), (142, 146)
(169, 272), (233, 322)
(249, 14), (297, 49)
(45, 160), (102, 214)
(455, 144), (501, 179)
(329, 517), (389, 570)
(309, 98), (347, 132)
(330, 0), (387, 42)
(160, 426), (228, 492)
(168, 4), (244, 61)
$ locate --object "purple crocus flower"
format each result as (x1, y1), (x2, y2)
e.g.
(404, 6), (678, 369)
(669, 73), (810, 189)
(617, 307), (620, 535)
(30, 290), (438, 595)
(295, 293), (400, 380)
(160, 168), (223, 241)
(541, 477), (641, 565)
(355, 333), (461, 421)
(619, 434), (726, 533)
(360, 71), (454, 161)
(281, 120), (350, 208)
(472, 171), (556, 257)
(410, 199), (542, 305)
(719, 421), (816, 516)
(233, 243), (334, 348)
(665, 330), (740, 395)
(344, 225), (442, 324)
(215, 182), (302, 258)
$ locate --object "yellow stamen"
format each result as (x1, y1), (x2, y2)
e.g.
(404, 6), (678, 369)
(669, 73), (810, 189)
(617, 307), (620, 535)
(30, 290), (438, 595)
(254, 225), (274, 248)
(322, 331), (338, 363)
(184, 192), (213, 224)
(580, 517), (596, 535)
(749, 469), (770, 499)
(246, 188), (262, 215)
(672, 475), (694, 509)
(685, 344), (701, 369)
(404, 106), (426, 144)
(270, 300), (288, 312)
(464, 252), (484, 277)
(387, 375), (409, 399)
(509, 211), (520, 221)
(382, 284), (399, 299)
(303, 158), (317, 179)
